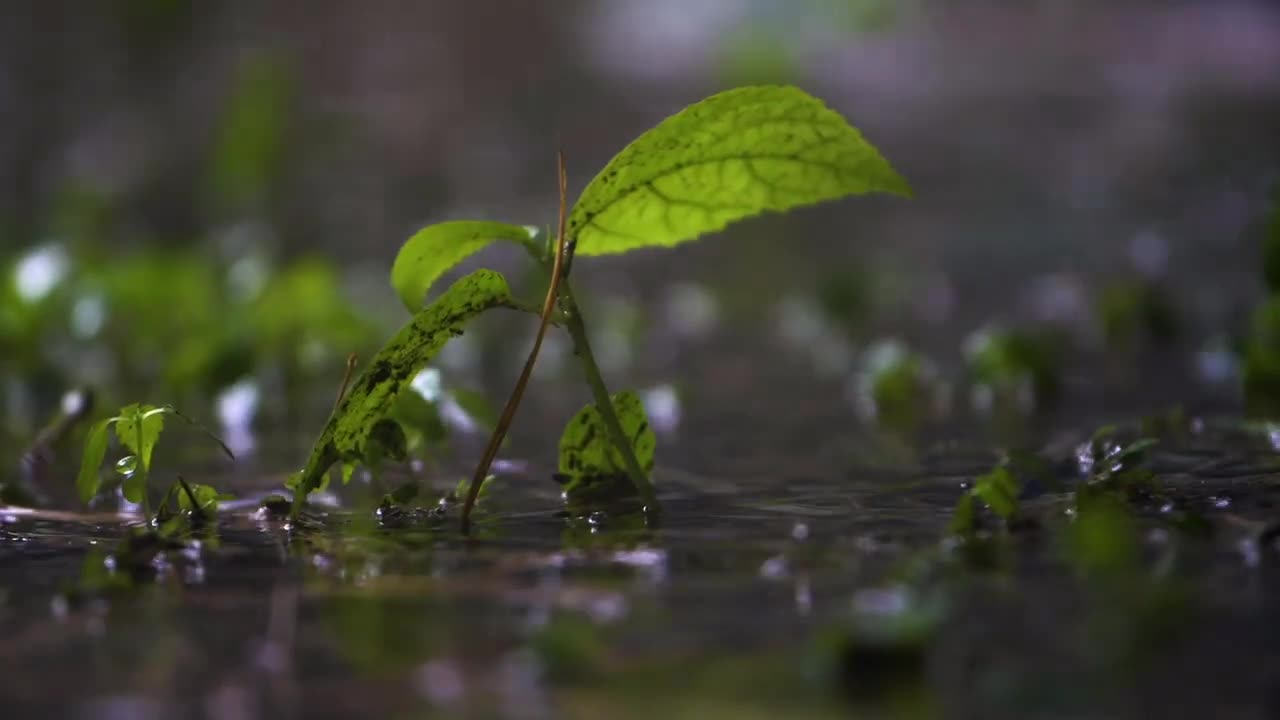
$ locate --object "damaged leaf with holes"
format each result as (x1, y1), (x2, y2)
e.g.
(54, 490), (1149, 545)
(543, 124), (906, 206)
(289, 269), (518, 507)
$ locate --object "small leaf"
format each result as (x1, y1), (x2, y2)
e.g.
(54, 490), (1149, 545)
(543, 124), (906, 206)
(558, 390), (656, 479)
(76, 418), (115, 503)
(972, 466), (1019, 520)
(114, 403), (166, 475)
(566, 85), (910, 256)
(391, 221), (537, 312)
(177, 482), (223, 515)
(453, 475), (495, 506)
(294, 270), (517, 501)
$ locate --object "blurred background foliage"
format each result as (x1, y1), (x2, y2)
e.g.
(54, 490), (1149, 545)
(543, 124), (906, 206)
(1, 0), (1278, 478)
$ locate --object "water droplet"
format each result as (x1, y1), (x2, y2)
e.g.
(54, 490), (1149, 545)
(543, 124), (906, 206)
(115, 455), (138, 477)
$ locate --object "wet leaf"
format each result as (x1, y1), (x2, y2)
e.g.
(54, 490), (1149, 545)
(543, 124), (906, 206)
(293, 270), (517, 502)
(972, 466), (1019, 520)
(390, 221), (537, 312)
(566, 84), (910, 256)
(76, 418), (115, 503)
(558, 390), (656, 479)
(451, 475), (494, 506)
(176, 481), (225, 516)
(114, 404), (165, 468)
(114, 404), (166, 503)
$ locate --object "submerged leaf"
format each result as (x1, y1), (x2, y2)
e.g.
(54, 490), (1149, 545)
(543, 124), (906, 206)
(566, 84), (910, 256)
(390, 221), (537, 312)
(558, 390), (656, 481)
(77, 418), (115, 503)
(293, 270), (517, 503)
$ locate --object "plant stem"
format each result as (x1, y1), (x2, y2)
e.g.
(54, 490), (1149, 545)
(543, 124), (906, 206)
(460, 152), (572, 533)
(557, 282), (659, 513)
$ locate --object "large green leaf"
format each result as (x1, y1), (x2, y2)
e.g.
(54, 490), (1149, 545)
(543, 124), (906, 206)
(291, 269), (517, 502)
(558, 390), (656, 478)
(566, 85), (910, 256)
(390, 221), (537, 312)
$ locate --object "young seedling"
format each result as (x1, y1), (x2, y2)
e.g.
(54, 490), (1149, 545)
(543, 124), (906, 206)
(288, 84), (911, 530)
(77, 403), (234, 517)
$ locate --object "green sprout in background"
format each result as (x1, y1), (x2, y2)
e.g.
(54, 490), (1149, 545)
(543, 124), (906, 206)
(77, 403), (233, 518)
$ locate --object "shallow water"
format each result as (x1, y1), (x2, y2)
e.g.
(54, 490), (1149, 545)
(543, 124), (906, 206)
(4, 409), (1280, 720)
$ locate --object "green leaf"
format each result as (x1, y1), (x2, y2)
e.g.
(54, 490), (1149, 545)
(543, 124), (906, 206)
(115, 404), (165, 465)
(293, 269), (517, 502)
(390, 221), (537, 312)
(453, 475), (495, 506)
(972, 466), (1019, 520)
(559, 390), (656, 479)
(949, 492), (976, 537)
(115, 404), (167, 503)
(566, 84), (910, 256)
(77, 418), (115, 503)
(177, 482), (224, 515)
